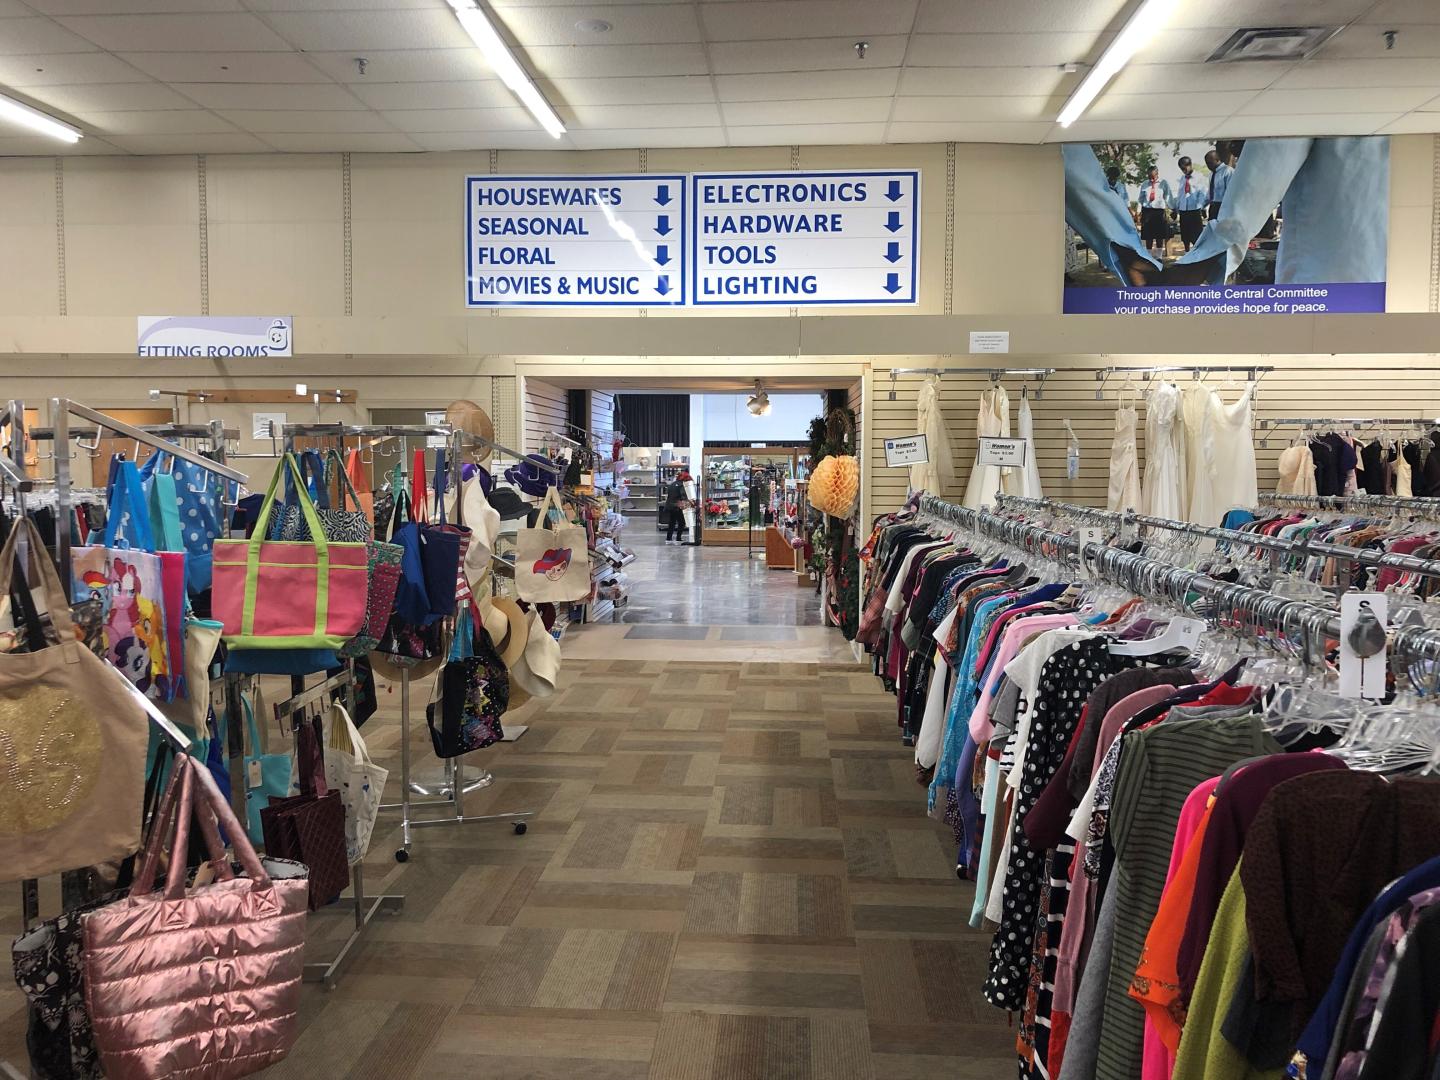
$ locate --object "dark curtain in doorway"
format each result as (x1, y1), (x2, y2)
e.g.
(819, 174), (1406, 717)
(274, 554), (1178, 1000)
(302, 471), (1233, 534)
(566, 389), (587, 436)
(614, 394), (689, 446)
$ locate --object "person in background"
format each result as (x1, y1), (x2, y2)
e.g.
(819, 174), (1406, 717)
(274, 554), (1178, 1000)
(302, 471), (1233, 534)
(1137, 165), (1172, 257)
(1171, 155), (1208, 252)
(663, 470), (692, 545)
(1205, 143), (1235, 220)
(1105, 166), (1129, 211)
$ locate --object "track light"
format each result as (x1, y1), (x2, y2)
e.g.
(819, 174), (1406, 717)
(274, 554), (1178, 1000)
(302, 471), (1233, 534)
(445, 0), (565, 139)
(0, 91), (81, 143)
(1057, 0), (1180, 128)
(747, 381), (771, 417)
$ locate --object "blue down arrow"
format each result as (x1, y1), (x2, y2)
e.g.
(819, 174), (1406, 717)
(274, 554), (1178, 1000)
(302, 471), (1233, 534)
(655, 244), (671, 266)
(884, 211), (903, 233)
(884, 241), (902, 264)
(655, 184), (673, 206)
(656, 275), (672, 296)
(655, 214), (672, 236)
(884, 272), (902, 294)
(885, 179), (904, 201)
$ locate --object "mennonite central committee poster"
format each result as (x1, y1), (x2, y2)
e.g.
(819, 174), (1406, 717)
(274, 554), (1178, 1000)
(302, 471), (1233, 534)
(1062, 135), (1389, 315)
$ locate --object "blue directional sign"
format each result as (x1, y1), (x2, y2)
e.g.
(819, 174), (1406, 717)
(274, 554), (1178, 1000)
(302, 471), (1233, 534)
(465, 174), (687, 307)
(689, 170), (920, 306)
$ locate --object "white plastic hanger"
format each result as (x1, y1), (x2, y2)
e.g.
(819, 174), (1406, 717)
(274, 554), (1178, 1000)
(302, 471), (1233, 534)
(1108, 615), (1206, 656)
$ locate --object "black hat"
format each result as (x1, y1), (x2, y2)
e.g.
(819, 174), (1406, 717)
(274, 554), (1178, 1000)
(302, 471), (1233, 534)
(487, 485), (533, 521)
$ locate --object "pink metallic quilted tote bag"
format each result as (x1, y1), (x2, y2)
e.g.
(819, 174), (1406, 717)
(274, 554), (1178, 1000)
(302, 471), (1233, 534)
(82, 756), (309, 1079)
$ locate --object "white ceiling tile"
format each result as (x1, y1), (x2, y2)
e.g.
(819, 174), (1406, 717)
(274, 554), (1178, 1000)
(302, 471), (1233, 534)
(564, 102), (721, 128)
(1138, 27), (1236, 64)
(725, 122), (890, 146)
(26, 82), (196, 113)
(0, 16), (99, 53)
(104, 132), (272, 153)
(0, 132), (122, 153)
(259, 132), (423, 152)
(305, 49), (490, 83)
(541, 75), (717, 106)
(715, 68), (898, 102)
(1048, 118), (1229, 142)
(1166, 0), (1371, 29)
(54, 13), (291, 51)
(723, 97), (894, 125)
(524, 42), (711, 78)
(496, 3), (701, 46)
(906, 32), (1111, 68)
(708, 35), (907, 73)
(175, 83), (367, 110)
(348, 79), (516, 110)
(378, 106), (536, 132)
(700, 1), (917, 42)
(567, 126), (727, 149)
(887, 119), (1050, 143)
(116, 51), (331, 82)
(1086, 90), (1258, 121)
(25, 0), (242, 13)
(406, 129), (568, 151)
(259, 10), (472, 52)
(244, 0), (445, 8)
(1377, 112), (1440, 133)
(0, 0), (35, 13)
(1209, 114), (1398, 137)
(77, 109), (236, 135)
(0, 51), (149, 85)
(897, 66), (1069, 97)
(214, 109), (394, 133)
(1420, 91), (1440, 110)
(1313, 23), (1440, 58)
(1276, 58), (1440, 88)
(1357, 0), (1440, 24)
(1236, 86), (1437, 114)
(916, 0), (1125, 33)
(1110, 60), (1292, 93)
(890, 95), (1053, 123)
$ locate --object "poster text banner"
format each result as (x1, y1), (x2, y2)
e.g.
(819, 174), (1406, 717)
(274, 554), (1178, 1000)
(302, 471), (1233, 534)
(137, 316), (292, 358)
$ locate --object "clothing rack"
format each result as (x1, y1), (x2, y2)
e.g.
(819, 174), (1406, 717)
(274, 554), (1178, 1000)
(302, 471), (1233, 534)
(0, 400), (35, 496)
(916, 493), (1440, 668)
(1255, 417), (1438, 448)
(1093, 364), (1274, 399)
(887, 366), (1058, 398)
(994, 493), (1440, 588)
(271, 669), (404, 989)
(266, 422), (536, 858)
(1259, 491), (1440, 518)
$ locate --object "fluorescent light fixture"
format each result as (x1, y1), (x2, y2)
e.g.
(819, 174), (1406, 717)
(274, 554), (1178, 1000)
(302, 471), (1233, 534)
(1056, 0), (1179, 128)
(446, 0), (565, 138)
(0, 91), (81, 143)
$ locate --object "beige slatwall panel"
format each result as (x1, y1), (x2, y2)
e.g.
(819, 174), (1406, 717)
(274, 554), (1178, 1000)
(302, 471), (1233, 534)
(868, 358), (1440, 517)
(524, 377), (568, 454)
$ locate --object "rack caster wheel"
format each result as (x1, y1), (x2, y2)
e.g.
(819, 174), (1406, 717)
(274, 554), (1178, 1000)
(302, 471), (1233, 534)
(514, 822), (528, 836)
(395, 848), (410, 863)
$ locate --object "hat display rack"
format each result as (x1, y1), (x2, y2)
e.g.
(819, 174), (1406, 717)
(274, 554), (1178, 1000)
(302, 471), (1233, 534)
(273, 422), (541, 864)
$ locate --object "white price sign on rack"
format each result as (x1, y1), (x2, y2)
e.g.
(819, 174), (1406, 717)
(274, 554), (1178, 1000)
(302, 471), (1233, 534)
(977, 437), (1027, 468)
(884, 434), (929, 467)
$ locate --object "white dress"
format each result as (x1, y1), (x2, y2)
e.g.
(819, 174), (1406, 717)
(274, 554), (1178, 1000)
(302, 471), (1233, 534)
(911, 375), (955, 498)
(1209, 382), (1259, 514)
(1183, 384), (1221, 526)
(963, 385), (1011, 510)
(1142, 381), (1185, 519)
(1015, 394), (1044, 499)
(1107, 402), (1141, 511)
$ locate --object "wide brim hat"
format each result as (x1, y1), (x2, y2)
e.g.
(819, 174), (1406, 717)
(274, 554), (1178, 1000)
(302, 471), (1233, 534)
(446, 399), (495, 464)
(510, 609), (561, 698)
(487, 485), (532, 521)
(480, 596), (529, 670)
(503, 455), (558, 499)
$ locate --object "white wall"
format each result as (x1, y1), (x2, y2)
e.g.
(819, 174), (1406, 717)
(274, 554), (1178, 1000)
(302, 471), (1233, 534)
(700, 392), (822, 442)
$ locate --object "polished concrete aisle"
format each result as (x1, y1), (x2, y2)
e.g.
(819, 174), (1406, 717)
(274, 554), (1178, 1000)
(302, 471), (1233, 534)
(264, 659), (1014, 1079)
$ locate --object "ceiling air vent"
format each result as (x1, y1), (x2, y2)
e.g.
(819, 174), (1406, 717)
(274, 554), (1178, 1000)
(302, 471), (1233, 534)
(1206, 26), (1339, 62)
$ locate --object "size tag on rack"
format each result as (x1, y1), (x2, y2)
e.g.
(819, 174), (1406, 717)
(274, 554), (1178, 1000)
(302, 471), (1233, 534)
(1078, 526), (1103, 580)
(1339, 592), (1388, 700)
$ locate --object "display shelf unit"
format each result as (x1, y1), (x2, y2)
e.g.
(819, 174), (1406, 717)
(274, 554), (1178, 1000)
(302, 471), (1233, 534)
(701, 446), (797, 548)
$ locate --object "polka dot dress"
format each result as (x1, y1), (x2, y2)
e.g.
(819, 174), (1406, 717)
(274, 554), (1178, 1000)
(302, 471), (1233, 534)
(983, 636), (1134, 1013)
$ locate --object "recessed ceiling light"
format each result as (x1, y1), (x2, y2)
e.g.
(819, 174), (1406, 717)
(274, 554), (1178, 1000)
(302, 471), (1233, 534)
(576, 18), (612, 33)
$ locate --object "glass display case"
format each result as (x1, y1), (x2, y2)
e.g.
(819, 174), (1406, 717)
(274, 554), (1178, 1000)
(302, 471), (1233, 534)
(701, 447), (797, 546)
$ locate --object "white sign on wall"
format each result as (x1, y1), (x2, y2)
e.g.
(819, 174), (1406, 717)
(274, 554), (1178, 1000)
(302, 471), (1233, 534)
(969, 331), (1010, 354)
(977, 437), (1027, 468)
(251, 412), (285, 440)
(884, 434), (929, 467)
(425, 410), (448, 449)
(691, 170), (920, 306)
(465, 174), (686, 307)
(137, 316), (292, 358)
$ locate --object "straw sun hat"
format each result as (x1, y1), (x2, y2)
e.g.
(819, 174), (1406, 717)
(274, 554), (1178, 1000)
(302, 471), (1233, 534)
(445, 399), (495, 464)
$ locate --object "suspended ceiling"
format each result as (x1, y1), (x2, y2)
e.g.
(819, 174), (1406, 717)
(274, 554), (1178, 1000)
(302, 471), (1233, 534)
(0, 0), (1436, 156)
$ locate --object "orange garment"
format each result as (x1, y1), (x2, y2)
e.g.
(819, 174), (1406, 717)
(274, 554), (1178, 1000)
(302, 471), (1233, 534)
(1130, 799), (1217, 1055)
